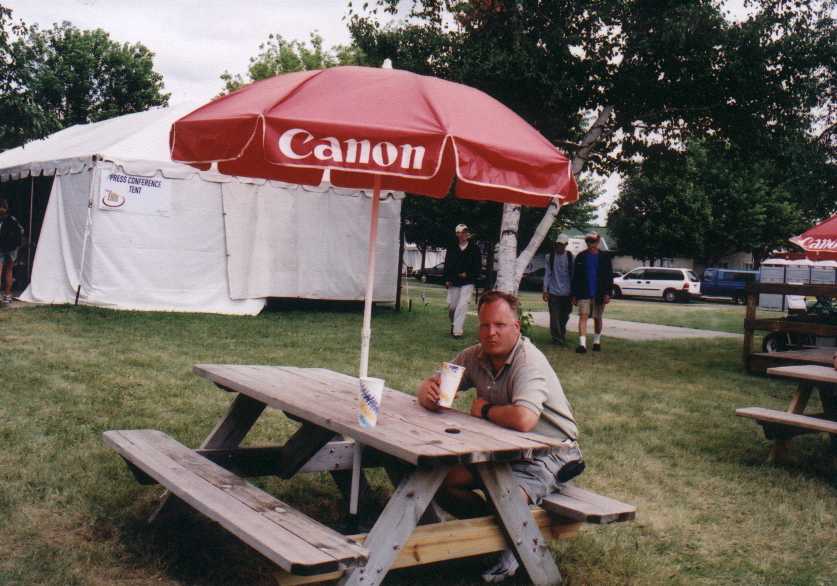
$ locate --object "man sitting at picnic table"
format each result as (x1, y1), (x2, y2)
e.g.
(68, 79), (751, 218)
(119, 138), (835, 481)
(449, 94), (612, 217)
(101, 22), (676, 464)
(418, 290), (584, 583)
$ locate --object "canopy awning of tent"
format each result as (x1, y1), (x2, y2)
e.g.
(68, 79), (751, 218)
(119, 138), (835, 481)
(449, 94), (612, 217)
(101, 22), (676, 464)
(0, 104), (403, 202)
(0, 103), (203, 181)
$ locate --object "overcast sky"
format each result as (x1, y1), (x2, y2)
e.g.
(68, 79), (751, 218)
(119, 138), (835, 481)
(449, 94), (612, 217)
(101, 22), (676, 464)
(5, 0), (752, 221)
(5, 0), (360, 104)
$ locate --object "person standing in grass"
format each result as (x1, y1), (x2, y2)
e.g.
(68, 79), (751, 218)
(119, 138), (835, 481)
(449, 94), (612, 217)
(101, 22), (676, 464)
(571, 231), (614, 353)
(542, 233), (574, 346)
(0, 199), (23, 304)
(417, 290), (584, 583)
(443, 223), (481, 339)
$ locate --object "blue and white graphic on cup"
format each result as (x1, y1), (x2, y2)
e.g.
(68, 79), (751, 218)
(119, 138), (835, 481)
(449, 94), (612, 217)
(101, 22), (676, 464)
(358, 377), (385, 428)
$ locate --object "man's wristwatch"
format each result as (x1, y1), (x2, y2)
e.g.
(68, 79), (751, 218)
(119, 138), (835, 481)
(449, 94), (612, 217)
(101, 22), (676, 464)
(480, 402), (493, 420)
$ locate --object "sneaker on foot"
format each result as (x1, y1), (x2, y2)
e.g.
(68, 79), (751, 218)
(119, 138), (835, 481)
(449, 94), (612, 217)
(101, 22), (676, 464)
(592, 342), (601, 351)
(481, 549), (519, 583)
(575, 345), (587, 354)
(1, 295), (11, 304)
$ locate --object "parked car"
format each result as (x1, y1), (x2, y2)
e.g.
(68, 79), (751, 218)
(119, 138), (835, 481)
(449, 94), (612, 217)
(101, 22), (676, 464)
(700, 268), (758, 304)
(414, 262), (489, 288)
(520, 267), (545, 291)
(612, 267), (701, 302)
(414, 262), (446, 284)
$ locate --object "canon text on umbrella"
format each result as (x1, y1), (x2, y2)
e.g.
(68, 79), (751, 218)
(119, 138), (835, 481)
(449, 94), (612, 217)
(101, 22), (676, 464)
(796, 237), (837, 251)
(277, 128), (427, 171)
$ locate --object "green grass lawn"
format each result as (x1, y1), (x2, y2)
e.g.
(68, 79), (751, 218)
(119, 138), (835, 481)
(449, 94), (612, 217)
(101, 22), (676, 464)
(0, 301), (834, 586)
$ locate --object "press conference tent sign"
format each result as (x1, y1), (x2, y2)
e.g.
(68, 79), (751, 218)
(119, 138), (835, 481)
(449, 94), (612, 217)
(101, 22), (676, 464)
(99, 172), (172, 214)
(0, 105), (401, 314)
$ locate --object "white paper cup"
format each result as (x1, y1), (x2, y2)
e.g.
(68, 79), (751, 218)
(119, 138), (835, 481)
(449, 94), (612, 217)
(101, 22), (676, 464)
(358, 377), (385, 428)
(438, 362), (465, 407)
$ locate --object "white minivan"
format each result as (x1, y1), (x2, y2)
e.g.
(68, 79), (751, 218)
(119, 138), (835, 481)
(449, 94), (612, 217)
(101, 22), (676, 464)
(612, 267), (701, 302)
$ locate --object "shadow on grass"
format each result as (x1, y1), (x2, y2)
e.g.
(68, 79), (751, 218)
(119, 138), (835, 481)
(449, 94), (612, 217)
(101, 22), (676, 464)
(265, 298), (396, 314)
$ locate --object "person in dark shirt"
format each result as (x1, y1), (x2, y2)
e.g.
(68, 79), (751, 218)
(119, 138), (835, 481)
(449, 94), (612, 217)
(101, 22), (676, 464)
(570, 231), (614, 353)
(443, 224), (481, 339)
(0, 199), (23, 303)
(542, 234), (574, 345)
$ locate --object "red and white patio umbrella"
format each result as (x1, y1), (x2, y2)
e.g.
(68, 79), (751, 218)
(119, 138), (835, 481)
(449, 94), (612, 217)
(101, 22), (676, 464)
(789, 214), (837, 261)
(170, 65), (577, 379)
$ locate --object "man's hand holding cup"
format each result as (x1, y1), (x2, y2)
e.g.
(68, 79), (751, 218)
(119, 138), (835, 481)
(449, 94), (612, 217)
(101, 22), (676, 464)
(418, 374), (442, 411)
(418, 363), (465, 411)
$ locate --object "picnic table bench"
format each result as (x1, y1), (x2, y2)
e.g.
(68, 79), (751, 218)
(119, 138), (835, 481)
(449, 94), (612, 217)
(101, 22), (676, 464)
(104, 365), (636, 585)
(746, 347), (836, 374)
(736, 365), (837, 462)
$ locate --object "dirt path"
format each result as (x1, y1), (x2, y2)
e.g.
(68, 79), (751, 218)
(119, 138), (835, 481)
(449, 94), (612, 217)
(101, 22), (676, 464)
(530, 311), (740, 341)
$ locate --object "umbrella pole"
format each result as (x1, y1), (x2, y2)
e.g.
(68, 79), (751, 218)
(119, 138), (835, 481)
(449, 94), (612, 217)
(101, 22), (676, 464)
(351, 175), (382, 518)
(359, 175), (381, 379)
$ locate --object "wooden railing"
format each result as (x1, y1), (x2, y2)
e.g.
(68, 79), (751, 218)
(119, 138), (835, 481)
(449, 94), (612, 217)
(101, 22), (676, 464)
(742, 282), (837, 371)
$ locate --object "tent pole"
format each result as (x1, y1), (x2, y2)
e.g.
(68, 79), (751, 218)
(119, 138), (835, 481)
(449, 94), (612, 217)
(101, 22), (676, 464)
(75, 163), (98, 306)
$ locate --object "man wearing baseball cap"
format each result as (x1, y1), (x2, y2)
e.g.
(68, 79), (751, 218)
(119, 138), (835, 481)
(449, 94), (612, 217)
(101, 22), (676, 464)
(443, 224), (482, 339)
(570, 231), (614, 353)
(542, 233), (574, 345)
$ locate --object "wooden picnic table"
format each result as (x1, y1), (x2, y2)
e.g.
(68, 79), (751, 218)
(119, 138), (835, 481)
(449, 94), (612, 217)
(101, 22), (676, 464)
(736, 365), (837, 462)
(746, 347), (836, 374)
(105, 365), (635, 585)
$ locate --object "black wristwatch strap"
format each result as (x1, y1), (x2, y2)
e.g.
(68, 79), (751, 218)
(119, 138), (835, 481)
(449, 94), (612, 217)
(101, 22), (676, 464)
(481, 402), (493, 420)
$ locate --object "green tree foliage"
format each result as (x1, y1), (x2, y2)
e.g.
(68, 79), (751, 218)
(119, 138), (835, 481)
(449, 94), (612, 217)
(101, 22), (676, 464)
(0, 12), (169, 149)
(220, 32), (368, 94)
(608, 150), (714, 264)
(349, 0), (833, 171)
(609, 139), (836, 266)
(0, 6), (45, 149)
(402, 174), (598, 270)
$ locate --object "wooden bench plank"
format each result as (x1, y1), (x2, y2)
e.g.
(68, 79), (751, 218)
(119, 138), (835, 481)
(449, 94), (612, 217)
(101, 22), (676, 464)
(736, 407), (837, 435)
(103, 430), (367, 575)
(138, 430), (368, 562)
(750, 348), (836, 367)
(766, 365), (837, 385)
(541, 484), (636, 524)
(275, 509), (582, 585)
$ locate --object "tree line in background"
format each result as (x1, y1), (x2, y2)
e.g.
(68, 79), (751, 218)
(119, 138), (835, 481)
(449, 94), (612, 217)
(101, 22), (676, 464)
(343, 0), (835, 279)
(0, 5), (169, 151)
(2, 1), (834, 281)
(610, 136), (835, 267)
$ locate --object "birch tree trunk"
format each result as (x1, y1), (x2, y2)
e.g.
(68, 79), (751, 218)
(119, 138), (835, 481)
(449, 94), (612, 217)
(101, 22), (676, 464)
(494, 201), (561, 294)
(493, 106), (614, 295)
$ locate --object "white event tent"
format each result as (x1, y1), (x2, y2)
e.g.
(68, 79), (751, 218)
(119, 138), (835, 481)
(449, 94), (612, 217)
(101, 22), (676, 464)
(0, 104), (402, 315)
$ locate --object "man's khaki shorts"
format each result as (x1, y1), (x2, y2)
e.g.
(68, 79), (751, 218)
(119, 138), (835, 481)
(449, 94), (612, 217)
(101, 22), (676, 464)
(577, 298), (604, 319)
